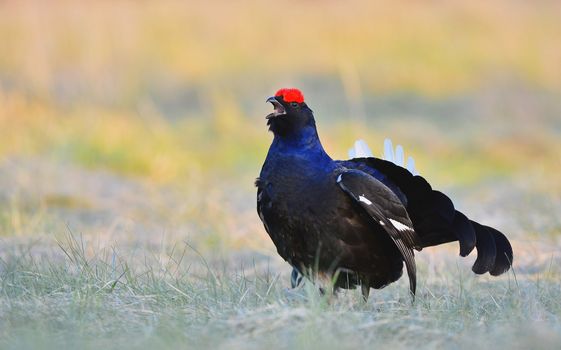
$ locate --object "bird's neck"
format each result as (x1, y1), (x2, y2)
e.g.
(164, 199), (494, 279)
(271, 125), (332, 164)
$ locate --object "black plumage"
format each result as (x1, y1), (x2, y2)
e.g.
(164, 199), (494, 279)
(256, 88), (513, 299)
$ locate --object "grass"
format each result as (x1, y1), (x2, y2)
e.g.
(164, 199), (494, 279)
(0, 233), (560, 349)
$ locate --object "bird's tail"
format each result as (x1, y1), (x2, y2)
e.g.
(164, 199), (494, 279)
(347, 138), (513, 276)
(417, 208), (513, 276)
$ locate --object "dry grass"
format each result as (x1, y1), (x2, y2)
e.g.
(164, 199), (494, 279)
(0, 232), (560, 349)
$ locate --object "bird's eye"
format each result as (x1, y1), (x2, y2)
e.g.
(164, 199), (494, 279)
(290, 102), (299, 108)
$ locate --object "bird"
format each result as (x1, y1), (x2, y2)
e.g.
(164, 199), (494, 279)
(256, 88), (513, 300)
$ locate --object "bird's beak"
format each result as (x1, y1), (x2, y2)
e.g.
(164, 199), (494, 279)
(266, 96), (286, 119)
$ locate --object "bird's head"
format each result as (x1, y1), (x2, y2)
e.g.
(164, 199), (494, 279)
(266, 88), (316, 137)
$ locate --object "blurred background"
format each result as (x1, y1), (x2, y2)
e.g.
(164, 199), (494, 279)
(1, 0), (560, 259)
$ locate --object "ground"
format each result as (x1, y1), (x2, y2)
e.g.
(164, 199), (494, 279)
(1, 152), (560, 349)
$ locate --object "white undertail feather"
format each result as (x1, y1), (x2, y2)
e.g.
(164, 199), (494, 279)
(348, 139), (373, 158)
(407, 157), (416, 175)
(383, 139), (395, 163)
(395, 145), (404, 167)
(348, 138), (418, 175)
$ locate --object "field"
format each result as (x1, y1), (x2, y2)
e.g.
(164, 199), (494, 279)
(1, 0), (561, 348)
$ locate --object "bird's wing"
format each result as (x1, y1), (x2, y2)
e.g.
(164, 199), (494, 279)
(336, 169), (420, 296)
(341, 156), (513, 276)
(342, 157), (477, 254)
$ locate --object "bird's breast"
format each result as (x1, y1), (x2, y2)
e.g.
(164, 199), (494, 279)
(260, 156), (339, 213)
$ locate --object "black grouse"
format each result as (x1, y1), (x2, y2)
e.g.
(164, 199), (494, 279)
(256, 88), (513, 299)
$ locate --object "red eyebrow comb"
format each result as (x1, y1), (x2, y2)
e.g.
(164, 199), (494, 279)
(275, 88), (304, 103)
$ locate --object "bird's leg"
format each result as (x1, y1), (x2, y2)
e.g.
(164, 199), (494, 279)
(317, 271), (332, 292)
(283, 268), (306, 302)
(318, 286), (339, 305)
(315, 272), (339, 304)
(290, 268), (304, 289)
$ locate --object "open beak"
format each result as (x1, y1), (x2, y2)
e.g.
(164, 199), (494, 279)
(266, 96), (286, 119)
